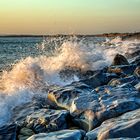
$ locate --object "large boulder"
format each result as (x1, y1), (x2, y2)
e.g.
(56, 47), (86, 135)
(111, 54), (129, 66)
(48, 84), (140, 132)
(79, 72), (119, 88)
(0, 124), (17, 140)
(70, 86), (140, 131)
(85, 109), (140, 140)
(48, 83), (92, 110)
(11, 97), (51, 127)
(24, 109), (69, 133)
(27, 129), (85, 140)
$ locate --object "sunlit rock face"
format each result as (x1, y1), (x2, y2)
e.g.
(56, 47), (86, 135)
(47, 81), (140, 132)
(85, 109), (140, 140)
(70, 86), (140, 131)
(48, 83), (93, 110)
(27, 129), (85, 140)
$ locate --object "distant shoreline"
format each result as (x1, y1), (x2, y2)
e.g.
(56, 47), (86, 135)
(0, 32), (140, 38)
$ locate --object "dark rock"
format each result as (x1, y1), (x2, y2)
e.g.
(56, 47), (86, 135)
(108, 75), (139, 87)
(11, 97), (51, 126)
(27, 129), (85, 140)
(0, 124), (17, 140)
(71, 86), (140, 131)
(18, 127), (34, 140)
(108, 65), (137, 76)
(111, 54), (129, 66)
(85, 109), (140, 140)
(24, 109), (69, 133)
(80, 72), (119, 88)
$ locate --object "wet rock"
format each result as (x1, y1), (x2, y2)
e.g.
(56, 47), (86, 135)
(11, 97), (51, 126)
(71, 86), (140, 131)
(134, 66), (140, 77)
(108, 75), (139, 87)
(24, 109), (69, 133)
(131, 56), (140, 66)
(107, 138), (140, 140)
(48, 83), (92, 110)
(135, 83), (140, 91)
(85, 109), (140, 140)
(80, 72), (119, 88)
(0, 124), (17, 140)
(108, 65), (137, 76)
(111, 54), (129, 66)
(18, 127), (34, 140)
(27, 129), (85, 140)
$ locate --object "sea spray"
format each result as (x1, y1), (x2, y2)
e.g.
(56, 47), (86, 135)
(0, 36), (139, 126)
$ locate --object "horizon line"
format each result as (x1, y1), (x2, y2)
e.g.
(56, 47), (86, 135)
(0, 32), (140, 37)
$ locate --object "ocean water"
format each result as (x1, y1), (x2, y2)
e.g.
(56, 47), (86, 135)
(0, 36), (139, 126)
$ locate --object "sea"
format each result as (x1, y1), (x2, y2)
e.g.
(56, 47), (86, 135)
(0, 35), (140, 126)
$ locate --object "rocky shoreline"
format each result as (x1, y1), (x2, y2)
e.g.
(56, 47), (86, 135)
(0, 52), (140, 140)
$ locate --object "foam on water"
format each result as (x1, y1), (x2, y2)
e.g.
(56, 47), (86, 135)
(0, 36), (139, 126)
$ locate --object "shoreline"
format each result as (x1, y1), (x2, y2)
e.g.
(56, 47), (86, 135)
(0, 32), (140, 38)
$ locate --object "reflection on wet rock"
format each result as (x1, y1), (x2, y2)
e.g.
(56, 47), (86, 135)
(86, 109), (140, 140)
(25, 109), (69, 133)
(27, 129), (85, 140)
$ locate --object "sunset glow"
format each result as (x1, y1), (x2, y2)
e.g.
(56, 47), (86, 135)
(0, 0), (140, 34)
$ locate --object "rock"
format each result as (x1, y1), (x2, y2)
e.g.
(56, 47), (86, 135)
(18, 127), (34, 140)
(135, 83), (140, 91)
(108, 75), (139, 87)
(85, 109), (140, 140)
(11, 97), (51, 126)
(27, 129), (85, 140)
(108, 65), (137, 76)
(134, 66), (140, 77)
(48, 83), (92, 110)
(111, 54), (129, 66)
(0, 124), (17, 140)
(107, 138), (140, 140)
(71, 86), (140, 131)
(80, 72), (119, 88)
(24, 109), (69, 133)
(18, 135), (30, 140)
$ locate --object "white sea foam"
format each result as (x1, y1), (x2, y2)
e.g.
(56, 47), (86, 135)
(0, 36), (139, 126)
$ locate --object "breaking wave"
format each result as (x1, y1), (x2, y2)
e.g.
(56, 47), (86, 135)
(0, 36), (139, 126)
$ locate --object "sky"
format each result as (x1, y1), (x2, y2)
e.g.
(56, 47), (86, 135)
(0, 0), (140, 35)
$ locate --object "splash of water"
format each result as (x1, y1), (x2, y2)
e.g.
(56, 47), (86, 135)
(0, 36), (139, 126)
